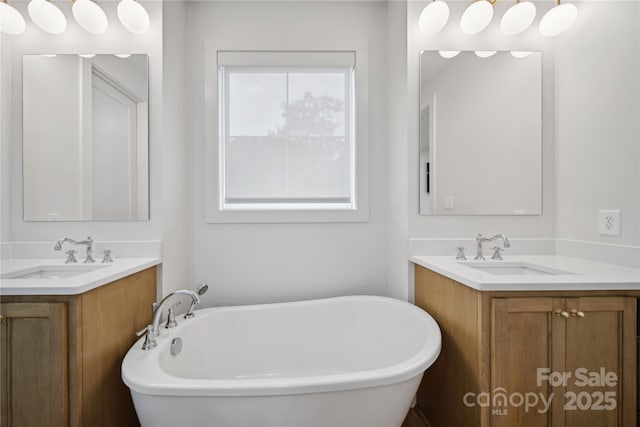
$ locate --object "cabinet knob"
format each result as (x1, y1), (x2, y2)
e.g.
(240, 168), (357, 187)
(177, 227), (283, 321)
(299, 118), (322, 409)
(570, 309), (585, 318)
(555, 309), (570, 318)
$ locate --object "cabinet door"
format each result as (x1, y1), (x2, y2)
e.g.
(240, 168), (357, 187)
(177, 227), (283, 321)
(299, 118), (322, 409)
(564, 297), (636, 427)
(492, 297), (566, 426)
(0, 303), (68, 427)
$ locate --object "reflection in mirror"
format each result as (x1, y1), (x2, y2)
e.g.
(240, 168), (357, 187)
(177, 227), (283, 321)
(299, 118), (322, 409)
(419, 50), (542, 215)
(23, 54), (149, 221)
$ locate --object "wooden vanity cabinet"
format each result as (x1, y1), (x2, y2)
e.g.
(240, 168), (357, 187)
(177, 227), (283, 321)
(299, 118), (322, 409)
(414, 265), (638, 427)
(0, 267), (156, 427)
(0, 302), (68, 427)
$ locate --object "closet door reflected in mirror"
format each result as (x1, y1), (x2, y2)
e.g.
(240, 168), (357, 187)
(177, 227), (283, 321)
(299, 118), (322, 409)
(22, 54), (149, 221)
(419, 51), (542, 216)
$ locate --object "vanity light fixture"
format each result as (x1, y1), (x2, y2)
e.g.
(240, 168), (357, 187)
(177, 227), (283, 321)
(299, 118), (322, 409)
(420, 0), (577, 38)
(475, 50), (497, 58)
(72, 0), (108, 34)
(0, 0), (26, 35)
(539, 0), (577, 37)
(438, 50), (461, 59)
(419, 0), (450, 35)
(115, 53), (131, 58)
(79, 53), (96, 58)
(117, 0), (150, 34)
(500, 0), (536, 35)
(28, 0), (67, 34)
(460, 0), (494, 35)
(510, 50), (534, 58)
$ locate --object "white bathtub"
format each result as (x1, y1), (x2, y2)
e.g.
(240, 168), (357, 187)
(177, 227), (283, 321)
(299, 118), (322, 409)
(122, 295), (441, 427)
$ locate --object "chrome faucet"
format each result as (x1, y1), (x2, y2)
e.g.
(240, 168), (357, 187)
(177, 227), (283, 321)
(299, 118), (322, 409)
(54, 236), (95, 263)
(150, 290), (201, 337)
(475, 234), (511, 260)
(136, 285), (208, 350)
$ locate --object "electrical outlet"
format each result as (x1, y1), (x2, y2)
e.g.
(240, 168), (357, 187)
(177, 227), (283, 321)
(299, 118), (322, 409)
(598, 210), (621, 236)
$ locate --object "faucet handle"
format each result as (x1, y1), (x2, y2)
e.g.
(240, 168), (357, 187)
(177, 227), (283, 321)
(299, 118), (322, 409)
(491, 246), (505, 260)
(136, 325), (152, 337)
(65, 250), (78, 264)
(101, 249), (114, 263)
(455, 247), (467, 260)
(136, 325), (157, 350)
(165, 302), (181, 329)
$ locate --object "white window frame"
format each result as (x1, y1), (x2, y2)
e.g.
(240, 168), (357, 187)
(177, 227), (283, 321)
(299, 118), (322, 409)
(205, 47), (370, 223)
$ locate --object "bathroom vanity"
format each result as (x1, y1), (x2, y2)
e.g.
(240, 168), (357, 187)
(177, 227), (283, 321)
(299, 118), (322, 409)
(0, 260), (159, 427)
(411, 256), (640, 427)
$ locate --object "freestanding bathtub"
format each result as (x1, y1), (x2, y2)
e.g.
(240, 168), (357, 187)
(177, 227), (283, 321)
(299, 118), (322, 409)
(122, 295), (441, 427)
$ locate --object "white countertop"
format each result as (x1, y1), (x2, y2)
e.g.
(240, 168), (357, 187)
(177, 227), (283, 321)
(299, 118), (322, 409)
(0, 258), (161, 296)
(410, 255), (640, 291)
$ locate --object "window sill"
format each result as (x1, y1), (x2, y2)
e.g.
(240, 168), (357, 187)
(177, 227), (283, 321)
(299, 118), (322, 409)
(205, 207), (369, 224)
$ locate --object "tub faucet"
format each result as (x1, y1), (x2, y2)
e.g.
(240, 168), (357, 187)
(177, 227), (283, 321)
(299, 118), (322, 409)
(54, 236), (95, 263)
(150, 290), (201, 337)
(475, 234), (511, 260)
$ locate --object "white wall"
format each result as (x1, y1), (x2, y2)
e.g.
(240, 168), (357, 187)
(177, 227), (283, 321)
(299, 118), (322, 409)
(2, 0), (637, 303)
(4, 1), (162, 242)
(554, 1), (640, 266)
(0, 2), (190, 296)
(1, 37), (11, 243)
(161, 1), (189, 295)
(406, 0), (556, 238)
(384, 0), (559, 297)
(185, 1), (389, 306)
(386, 0), (410, 300)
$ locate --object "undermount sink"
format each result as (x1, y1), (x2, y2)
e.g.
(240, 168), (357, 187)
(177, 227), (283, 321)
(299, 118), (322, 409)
(1, 265), (107, 280)
(458, 261), (573, 276)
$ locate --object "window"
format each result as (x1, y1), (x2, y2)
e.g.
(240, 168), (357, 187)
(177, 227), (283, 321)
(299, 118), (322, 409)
(218, 51), (356, 212)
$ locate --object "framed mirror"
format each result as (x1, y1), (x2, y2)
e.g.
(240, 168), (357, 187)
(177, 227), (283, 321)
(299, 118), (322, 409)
(22, 54), (149, 221)
(419, 50), (542, 215)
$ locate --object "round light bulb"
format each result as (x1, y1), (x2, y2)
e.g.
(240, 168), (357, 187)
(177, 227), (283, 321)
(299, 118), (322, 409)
(117, 0), (150, 34)
(79, 53), (96, 58)
(115, 53), (131, 58)
(0, 2), (26, 35)
(419, 1), (450, 35)
(475, 50), (497, 58)
(500, 1), (536, 36)
(511, 51), (534, 58)
(460, 0), (493, 35)
(439, 50), (461, 59)
(72, 0), (108, 34)
(539, 3), (577, 37)
(28, 0), (67, 34)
